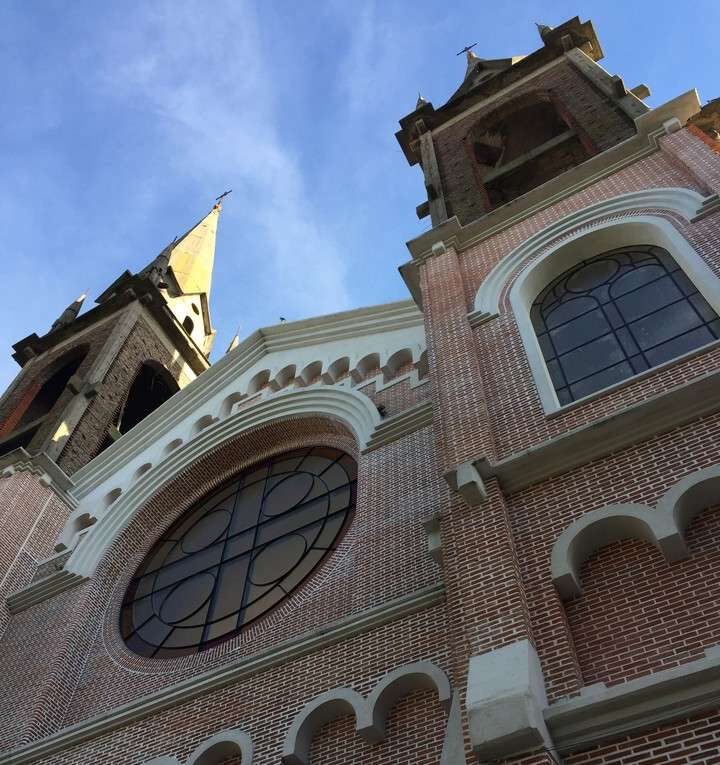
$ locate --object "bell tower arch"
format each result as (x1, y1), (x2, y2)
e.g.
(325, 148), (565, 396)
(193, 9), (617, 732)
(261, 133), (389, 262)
(0, 201), (223, 474)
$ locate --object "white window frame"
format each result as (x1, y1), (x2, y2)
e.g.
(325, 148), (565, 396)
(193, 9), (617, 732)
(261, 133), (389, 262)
(509, 215), (720, 413)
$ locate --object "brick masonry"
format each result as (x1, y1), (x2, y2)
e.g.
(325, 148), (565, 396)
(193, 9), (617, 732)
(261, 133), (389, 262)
(1, 34), (720, 765)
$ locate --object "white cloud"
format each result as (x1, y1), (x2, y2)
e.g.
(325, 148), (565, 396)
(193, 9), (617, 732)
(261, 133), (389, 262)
(96, 0), (350, 319)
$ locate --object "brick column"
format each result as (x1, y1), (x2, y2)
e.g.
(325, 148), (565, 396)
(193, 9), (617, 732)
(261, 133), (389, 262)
(421, 242), (554, 760)
(420, 242), (495, 477)
(659, 127), (720, 195)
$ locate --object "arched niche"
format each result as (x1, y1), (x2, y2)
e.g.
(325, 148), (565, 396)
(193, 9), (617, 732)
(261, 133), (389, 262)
(466, 90), (591, 209)
(118, 361), (180, 435)
(551, 503), (687, 600)
(0, 344), (89, 455)
(282, 661), (452, 765)
(658, 464), (720, 534)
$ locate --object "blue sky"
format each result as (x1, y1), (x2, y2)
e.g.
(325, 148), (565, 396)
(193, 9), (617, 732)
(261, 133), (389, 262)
(0, 1), (716, 390)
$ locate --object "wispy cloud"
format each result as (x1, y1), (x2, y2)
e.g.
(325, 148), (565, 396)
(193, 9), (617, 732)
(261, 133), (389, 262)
(96, 0), (350, 321)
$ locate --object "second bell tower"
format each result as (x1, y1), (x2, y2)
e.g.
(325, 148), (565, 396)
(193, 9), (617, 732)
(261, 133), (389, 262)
(0, 202), (223, 474)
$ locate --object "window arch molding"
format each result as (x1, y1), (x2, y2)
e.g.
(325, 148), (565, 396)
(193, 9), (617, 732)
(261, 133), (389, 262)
(472, 187), (712, 318)
(508, 215), (720, 412)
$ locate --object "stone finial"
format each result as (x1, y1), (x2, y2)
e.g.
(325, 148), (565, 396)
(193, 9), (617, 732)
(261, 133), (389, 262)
(50, 293), (86, 332)
(225, 333), (240, 354)
(416, 93), (428, 110)
(535, 22), (553, 40)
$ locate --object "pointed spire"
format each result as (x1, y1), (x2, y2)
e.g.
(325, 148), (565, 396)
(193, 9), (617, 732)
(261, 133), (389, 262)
(535, 22), (553, 40)
(51, 293), (86, 331)
(416, 92), (428, 110)
(164, 202), (222, 298)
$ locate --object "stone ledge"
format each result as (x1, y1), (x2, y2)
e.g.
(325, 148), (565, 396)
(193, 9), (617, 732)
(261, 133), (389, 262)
(7, 568), (88, 614)
(546, 645), (720, 754)
(476, 367), (720, 493)
(0, 449), (76, 509)
(363, 400), (433, 452)
(0, 583), (444, 765)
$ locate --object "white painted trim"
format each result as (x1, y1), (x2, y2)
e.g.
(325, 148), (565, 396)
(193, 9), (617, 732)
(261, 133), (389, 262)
(505, 212), (720, 412)
(187, 728), (253, 765)
(469, 366), (720, 494)
(477, 187), (710, 315)
(69, 301), (423, 503)
(65, 386), (380, 580)
(363, 401), (433, 453)
(0, 584), (444, 765)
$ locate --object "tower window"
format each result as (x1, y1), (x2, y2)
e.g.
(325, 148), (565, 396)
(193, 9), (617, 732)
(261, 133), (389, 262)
(18, 351), (85, 428)
(117, 362), (179, 435)
(531, 245), (720, 405)
(468, 93), (591, 209)
(120, 446), (357, 657)
(183, 316), (194, 334)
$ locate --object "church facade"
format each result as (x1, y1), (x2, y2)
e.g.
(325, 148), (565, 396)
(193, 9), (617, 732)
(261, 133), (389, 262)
(1, 16), (720, 765)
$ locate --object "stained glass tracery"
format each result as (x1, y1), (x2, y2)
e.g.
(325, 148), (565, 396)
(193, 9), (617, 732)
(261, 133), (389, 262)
(531, 245), (720, 405)
(121, 446), (356, 657)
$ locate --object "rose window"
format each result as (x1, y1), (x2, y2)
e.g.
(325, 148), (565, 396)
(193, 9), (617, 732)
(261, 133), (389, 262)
(121, 446), (356, 657)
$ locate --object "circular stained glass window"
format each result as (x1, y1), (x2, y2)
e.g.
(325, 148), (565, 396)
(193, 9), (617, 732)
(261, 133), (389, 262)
(121, 447), (357, 657)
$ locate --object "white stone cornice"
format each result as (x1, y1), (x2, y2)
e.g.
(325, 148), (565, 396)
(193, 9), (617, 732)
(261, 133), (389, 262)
(472, 188), (715, 317)
(546, 645), (720, 754)
(71, 300), (422, 501)
(0, 448), (76, 509)
(363, 401), (433, 453)
(68, 386), (381, 580)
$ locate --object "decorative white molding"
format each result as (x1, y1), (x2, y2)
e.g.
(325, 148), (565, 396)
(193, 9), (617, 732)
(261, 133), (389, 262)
(422, 515), (443, 566)
(64, 386), (380, 580)
(0, 448), (76, 510)
(473, 367), (720, 495)
(7, 568), (88, 614)
(0, 584), (444, 765)
(140, 727), (253, 765)
(439, 691), (466, 765)
(187, 728), (253, 765)
(507, 213), (720, 413)
(550, 504), (686, 600)
(545, 644), (720, 754)
(551, 463), (720, 599)
(477, 188), (712, 315)
(281, 660), (452, 765)
(70, 300), (424, 503)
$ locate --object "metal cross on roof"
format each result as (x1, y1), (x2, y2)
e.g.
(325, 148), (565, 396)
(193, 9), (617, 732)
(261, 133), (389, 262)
(215, 189), (233, 202)
(456, 43), (478, 56)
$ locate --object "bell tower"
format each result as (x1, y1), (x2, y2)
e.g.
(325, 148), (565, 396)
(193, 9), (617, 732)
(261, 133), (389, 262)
(396, 17), (650, 227)
(0, 201), (223, 474)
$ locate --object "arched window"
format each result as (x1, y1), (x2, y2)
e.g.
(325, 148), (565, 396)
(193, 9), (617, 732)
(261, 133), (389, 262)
(531, 245), (720, 404)
(17, 350), (86, 428)
(117, 362), (179, 435)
